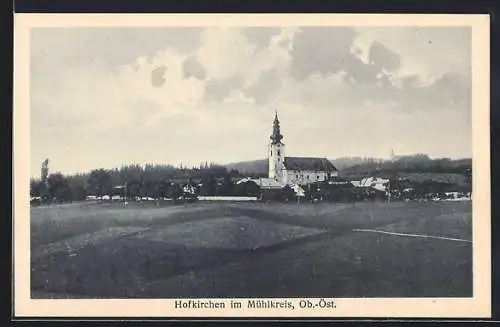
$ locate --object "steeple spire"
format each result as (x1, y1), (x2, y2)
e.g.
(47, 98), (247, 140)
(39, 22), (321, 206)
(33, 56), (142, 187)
(270, 111), (283, 144)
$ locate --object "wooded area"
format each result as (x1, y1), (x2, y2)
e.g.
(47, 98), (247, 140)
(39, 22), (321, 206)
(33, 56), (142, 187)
(30, 155), (472, 204)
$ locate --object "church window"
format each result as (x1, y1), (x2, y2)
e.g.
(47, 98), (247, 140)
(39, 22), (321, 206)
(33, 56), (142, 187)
(307, 175), (310, 179)
(270, 150), (272, 156)
(316, 175), (320, 179)
(277, 150), (280, 156)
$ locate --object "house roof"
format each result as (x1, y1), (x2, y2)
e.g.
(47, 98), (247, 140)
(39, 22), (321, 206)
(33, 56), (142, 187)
(283, 157), (338, 172)
(329, 176), (350, 182)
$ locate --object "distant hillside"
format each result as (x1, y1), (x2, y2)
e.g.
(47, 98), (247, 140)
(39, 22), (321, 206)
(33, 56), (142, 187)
(341, 155), (472, 177)
(400, 173), (469, 187)
(225, 159), (268, 176)
(330, 157), (386, 171)
(225, 157), (385, 176)
(225, 155), (472, 178)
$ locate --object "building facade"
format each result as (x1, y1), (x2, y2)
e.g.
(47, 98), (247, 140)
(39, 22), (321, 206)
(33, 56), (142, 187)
(267, 113), (338, 186)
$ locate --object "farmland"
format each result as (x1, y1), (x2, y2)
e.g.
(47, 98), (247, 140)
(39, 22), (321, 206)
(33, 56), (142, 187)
(30, 200), (472, 298)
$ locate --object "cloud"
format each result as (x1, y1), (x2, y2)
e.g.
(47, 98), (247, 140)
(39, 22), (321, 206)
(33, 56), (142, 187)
(288, 27), (406, 87)
(29, 26), (473, 175)
(242, 27), (282, 49)
(182, 55), (206, 80)
(196, 28), (257, 81)
(242, 67), (283, 106)
(368, 41), (401, 72)
(289, 27), (359, 81)
(401, 72), (471, 111)
(150, 65), (167, 87)
(204, 76), (244, 102)
(31, 27), (202, 71)
(353, 27), (471, 82)
(197, 27), (293, 106)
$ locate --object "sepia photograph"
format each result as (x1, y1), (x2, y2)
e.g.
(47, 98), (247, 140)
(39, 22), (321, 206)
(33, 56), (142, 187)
(14, 14), (490, 318)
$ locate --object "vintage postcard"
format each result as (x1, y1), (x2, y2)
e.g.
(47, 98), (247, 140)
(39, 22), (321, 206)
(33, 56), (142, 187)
(13, 13), (490, 318)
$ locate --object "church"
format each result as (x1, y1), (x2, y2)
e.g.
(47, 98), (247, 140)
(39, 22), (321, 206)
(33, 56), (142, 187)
(261, 112), (338, 188)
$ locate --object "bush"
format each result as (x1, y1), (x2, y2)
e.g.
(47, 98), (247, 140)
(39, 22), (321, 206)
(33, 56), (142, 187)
(234, 181), (260, 197)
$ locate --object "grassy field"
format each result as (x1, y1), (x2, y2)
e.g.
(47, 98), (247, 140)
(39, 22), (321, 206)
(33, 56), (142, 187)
(30, 200), (472, 298)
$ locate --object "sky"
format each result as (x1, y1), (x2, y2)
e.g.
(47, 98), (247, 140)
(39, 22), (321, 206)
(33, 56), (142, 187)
(30, 26), (472, 177)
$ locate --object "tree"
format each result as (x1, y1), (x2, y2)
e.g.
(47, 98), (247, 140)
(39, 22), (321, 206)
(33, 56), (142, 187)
(126, 180), (142, 199)
(199, 174), (217, 196)
(41, 158), (49, 184)
(281, 185), (296, 202)
(72, 185), (87, 201)
(217, 174), (233, 196)
(87, 169), (111, 198)
(307, 182), (326, 201)
(47, 173), (72, 202)
(67, 175), (87, 201)
(141, 180), (155, 198)
(155, 180), (170, 199)
(464, 168), (472, 194)
(234, 180), (260, 197)
(30, 178), (50, 203)
(166, 183), (182, 200)
(30, 179), (41, 197)
(228, 169), (240, 177)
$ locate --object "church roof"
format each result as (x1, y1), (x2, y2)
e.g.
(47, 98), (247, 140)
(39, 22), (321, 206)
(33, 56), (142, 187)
(283, 157), (338, 171)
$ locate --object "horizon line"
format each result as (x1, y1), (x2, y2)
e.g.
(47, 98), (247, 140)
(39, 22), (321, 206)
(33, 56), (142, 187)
(30, 153), (473, 179)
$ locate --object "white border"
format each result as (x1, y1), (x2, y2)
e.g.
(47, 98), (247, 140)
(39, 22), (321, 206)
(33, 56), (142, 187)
(13, 13), (491, 318)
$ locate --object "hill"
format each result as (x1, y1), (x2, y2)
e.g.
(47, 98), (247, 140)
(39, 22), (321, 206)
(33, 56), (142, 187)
(340, 156), (472, 177)
(224, 157), (405, 176)
(225, 155), (472, 179)
(224, 157), (385, 176)
(225, 159), (268, 176)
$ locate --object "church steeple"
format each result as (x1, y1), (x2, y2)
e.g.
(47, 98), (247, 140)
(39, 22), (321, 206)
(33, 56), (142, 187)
(270, 111), (283, 144)
(268, 111), (285, 182)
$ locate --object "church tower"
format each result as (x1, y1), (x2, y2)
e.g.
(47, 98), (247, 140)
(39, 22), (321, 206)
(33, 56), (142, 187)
(268, 112), (285, 182)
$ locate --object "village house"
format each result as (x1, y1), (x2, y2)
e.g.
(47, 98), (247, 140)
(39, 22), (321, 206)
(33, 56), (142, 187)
(351, 177), (390, 193)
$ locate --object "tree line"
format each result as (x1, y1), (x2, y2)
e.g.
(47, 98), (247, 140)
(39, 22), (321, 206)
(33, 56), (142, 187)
(30, 157), (473, 205)
(29, 163), (259, 204)
(341, 155), (472, 176)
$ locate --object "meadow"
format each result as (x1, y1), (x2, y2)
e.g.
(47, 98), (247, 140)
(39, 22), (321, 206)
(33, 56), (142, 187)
(30, 200), (472, 298)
